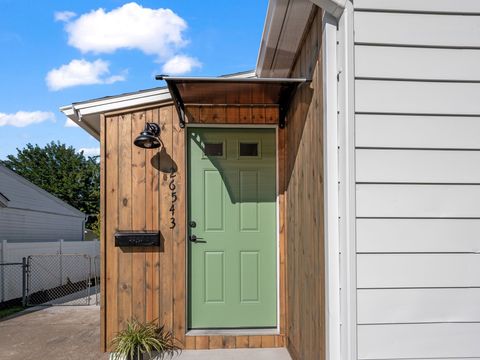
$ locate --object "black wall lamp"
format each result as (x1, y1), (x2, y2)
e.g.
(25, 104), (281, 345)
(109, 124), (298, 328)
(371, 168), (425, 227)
(134, 123), (161, 149)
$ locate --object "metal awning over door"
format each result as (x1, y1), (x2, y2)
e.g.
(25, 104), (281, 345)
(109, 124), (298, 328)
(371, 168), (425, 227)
(156, 75), (308, 128)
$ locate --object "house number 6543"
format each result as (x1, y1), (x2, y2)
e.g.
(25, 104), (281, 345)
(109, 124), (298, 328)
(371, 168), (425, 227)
(169, 168), (177, 229)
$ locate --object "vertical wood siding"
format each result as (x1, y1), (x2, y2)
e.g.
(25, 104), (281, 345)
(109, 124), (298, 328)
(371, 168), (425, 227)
(185, 106), (278, 125)
(353, 2), (480, 359)
(101, 103), (285, 350)
(285, 9), (326, 360)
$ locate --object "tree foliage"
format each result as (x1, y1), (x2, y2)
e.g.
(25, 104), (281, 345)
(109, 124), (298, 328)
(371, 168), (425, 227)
(1, 142), (100, 234)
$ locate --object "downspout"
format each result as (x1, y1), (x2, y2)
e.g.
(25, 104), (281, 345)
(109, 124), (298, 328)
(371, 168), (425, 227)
(71, 103), (82, 122)
(316, 1), (351, 360)
(322, 11), (342, 360)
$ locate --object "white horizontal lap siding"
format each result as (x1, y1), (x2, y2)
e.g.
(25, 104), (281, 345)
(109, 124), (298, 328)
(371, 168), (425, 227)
(356, 80), (480, 115)
(358, 323), (480, 359)
(354, 0), (480, 14)
(357, 184), (480, 218)
(0, 208), (84, 242)
(356, 46), (480, 81)
(355, 12), (480, 47)
(357, 149), (480, 183)
(353, 4), (480, 360)
(357, 219), (480, 253)
(358, 254), (480, 288)
(358, 288), (480, 324)
(356, 115), (480, 149)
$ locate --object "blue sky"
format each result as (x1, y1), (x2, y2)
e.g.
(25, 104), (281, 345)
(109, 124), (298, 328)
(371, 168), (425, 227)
(0, 0), (268, 159)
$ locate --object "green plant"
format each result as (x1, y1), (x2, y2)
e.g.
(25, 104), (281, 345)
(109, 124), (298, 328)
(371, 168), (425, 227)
(111, 319), (181, 360)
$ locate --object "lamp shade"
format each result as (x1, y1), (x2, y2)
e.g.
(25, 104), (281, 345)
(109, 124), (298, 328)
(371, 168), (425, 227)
(134, 123), (161, 149)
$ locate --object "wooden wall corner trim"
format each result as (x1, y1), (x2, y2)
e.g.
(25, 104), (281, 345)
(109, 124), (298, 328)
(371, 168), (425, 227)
(100, 113), (107, 352)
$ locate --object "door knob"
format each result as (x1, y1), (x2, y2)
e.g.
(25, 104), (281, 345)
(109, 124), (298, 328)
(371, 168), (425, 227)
(189, 234), (203, 242)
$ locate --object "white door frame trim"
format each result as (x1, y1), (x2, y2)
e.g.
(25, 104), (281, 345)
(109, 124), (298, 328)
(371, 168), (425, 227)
(185, 125), (281, 335)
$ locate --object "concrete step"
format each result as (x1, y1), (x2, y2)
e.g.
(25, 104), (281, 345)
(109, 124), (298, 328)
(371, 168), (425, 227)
(176, 348), (292, 360)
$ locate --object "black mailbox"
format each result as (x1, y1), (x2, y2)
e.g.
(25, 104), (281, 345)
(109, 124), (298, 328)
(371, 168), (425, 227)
(115, 231), (160, 247)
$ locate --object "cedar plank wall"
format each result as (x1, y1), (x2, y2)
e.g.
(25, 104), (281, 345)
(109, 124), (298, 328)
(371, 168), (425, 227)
(285, 9), (326, 360)
(101, 103), (285, 350)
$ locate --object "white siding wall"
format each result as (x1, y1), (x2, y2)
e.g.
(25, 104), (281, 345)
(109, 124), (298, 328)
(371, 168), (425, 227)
(0, 208), (84, 242)
(352, 2), (480, 359)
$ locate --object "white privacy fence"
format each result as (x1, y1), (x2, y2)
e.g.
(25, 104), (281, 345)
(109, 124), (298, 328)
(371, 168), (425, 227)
(0, 239), (99, 303)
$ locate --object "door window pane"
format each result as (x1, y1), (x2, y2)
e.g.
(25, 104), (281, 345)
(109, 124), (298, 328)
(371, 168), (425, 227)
(239, 143), (259, 157)
(204, 143), (223, 157)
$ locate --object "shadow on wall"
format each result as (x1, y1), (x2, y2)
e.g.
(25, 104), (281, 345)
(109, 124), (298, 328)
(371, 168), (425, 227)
(150, 144), (178, 174)
(118, 143), (176, 255)
(284, 77), (316, 188)
(188, 130), (276, 204)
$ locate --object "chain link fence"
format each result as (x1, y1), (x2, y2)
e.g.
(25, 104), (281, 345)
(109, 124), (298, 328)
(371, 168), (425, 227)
(0, 253), (99, 310)
(0, 260), (27, 309)
(26, 254), (99, 306)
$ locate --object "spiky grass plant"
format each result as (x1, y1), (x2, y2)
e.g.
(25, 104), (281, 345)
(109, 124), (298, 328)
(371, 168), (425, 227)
(111, 319), (181, 360)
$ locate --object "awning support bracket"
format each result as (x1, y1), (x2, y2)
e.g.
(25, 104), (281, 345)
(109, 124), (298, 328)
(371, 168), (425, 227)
(278, 81), (306, 129)
(158, 75), (186, 128)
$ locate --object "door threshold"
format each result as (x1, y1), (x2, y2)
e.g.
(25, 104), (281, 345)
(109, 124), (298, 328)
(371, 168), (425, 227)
(186, 328), (279, 336)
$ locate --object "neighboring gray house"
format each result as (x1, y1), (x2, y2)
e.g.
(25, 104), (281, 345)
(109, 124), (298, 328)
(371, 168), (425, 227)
(0, 164), (85, 242)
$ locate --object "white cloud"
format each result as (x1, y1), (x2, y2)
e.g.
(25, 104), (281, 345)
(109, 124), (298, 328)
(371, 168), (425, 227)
(55, 11), (76, 22)
(46, 59), (126, 91)
(64, 2), (188, 61)
(0, 111), (55, 127)
(78, 147), (100, 157)
(161, 55), (201, 75)
(64, 118), (79, 128)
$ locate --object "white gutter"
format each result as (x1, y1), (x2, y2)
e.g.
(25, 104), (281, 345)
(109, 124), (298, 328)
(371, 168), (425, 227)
(60, 87), (171, 117)
(310, 0), (347, 19)
(59, 87), (172, 140)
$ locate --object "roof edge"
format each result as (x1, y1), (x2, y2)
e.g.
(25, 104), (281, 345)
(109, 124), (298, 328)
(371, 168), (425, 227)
(60, 71), (257, 140)
(256, 0), (347, 78)
(60, 87), (172, 140)
(256, 0), (316, 78)
(0, 164), (86, 218)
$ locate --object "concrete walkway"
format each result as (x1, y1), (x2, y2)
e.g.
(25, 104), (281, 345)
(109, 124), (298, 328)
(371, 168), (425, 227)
(0, 304), (291, 360)
(0, 305), (108, 360)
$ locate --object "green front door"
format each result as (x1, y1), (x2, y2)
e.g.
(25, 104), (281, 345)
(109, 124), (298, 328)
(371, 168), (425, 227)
(188, 128), (277, 329)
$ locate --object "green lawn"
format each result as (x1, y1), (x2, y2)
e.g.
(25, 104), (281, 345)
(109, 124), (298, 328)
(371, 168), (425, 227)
(0, 306), (23, 319)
